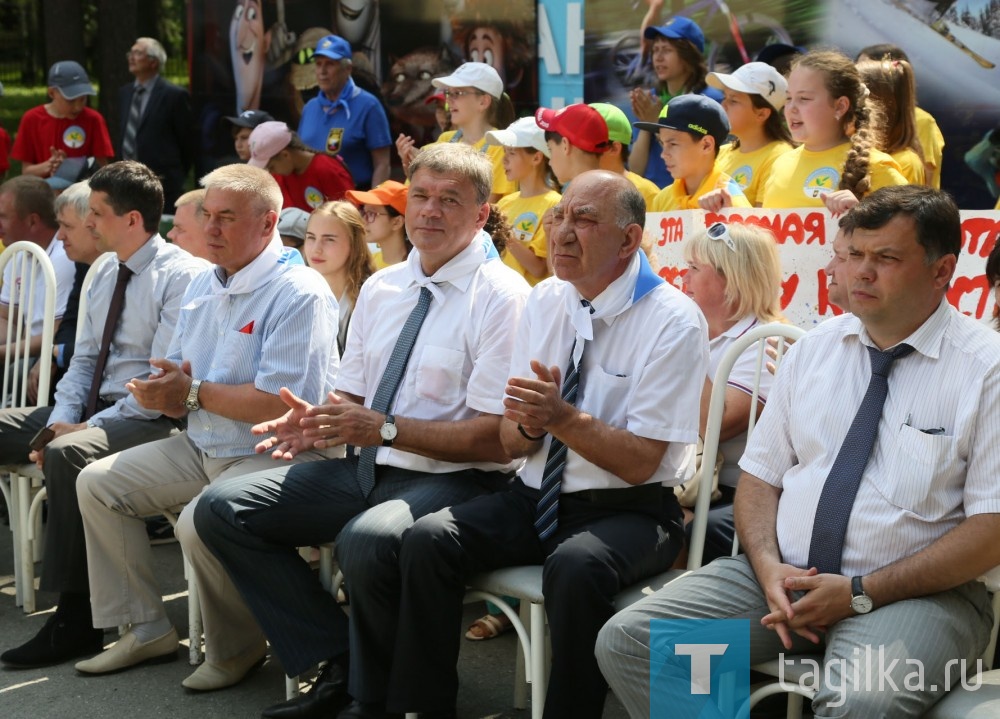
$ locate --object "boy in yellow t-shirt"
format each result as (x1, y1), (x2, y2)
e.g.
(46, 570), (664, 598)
(589, 102), (661, 207)
(635, 95), (750, 212)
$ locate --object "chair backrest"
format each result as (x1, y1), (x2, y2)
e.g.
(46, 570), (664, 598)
(686, 321), (806, 570)
(0, 241), (58, 409)
(75, 253), (116, 345)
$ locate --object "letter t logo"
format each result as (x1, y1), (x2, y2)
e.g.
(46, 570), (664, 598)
(675, 644), (729, 694)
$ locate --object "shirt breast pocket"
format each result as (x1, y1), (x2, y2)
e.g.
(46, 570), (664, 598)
(210, 329), (263, 383)
(582, 368), (631, 429)
(874, 424), (964, 520)
(414, 345), (466, 406)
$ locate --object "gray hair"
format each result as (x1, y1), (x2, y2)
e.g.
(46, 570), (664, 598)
(53, 180), (92, 220)
(407, 143), (492, 205)
(136, 37), (167, 69)
(200, 164), (283, 215)
(613, 180), (646, 230)
(175, 188), (207, 212)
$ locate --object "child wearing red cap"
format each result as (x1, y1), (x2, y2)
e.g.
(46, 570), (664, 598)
(534, 103), (611, 186)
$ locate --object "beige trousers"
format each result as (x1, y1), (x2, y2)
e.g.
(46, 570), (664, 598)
(76, 431), (326, 663)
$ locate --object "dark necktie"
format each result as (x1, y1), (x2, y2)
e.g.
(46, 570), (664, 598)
(355, 286), (433, 497)
(84, 263), (133, 419)
(534, 300), (591, 541)
(121, 87), (145, 160)
(806, 342), (915, 575)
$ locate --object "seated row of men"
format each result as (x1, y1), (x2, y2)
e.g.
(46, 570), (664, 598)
(1, 146), (998, 719)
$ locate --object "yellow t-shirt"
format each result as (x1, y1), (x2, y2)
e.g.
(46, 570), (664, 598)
(916, 107), (945, 189)
(497, 190), (560, 286)
(994, 195), (1000, 211)
(650, 166), (752, 212)
(437, 130), (517, 199)
(372, 251), (389, 271)
(759, 143), (907, 208)
(716, 140), (794, 206)
(891, 148), (926, 186)
(625, 171), (661, 208)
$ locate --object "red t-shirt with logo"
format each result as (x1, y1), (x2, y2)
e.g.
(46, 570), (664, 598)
(11, 105), (114, 171)
(275, 153), (354, 212)
(0, 126), (10, 175)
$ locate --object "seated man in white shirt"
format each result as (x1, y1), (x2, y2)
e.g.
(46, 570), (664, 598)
(597, 184), (1000, 718)
(388, 171), (708, 719)
(0, 175), (76, 361)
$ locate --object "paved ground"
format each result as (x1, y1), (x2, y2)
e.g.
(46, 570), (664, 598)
(0, 519), (637, 719)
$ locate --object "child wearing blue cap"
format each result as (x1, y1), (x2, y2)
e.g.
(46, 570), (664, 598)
(634, 94), (750, 212)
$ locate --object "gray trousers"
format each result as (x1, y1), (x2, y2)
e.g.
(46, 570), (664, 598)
(192, 455), (509, 679)
(595, 555), (993, 719)
(0, 405), (179, 594)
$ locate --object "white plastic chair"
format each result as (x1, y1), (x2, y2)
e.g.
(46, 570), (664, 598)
(463, 321), (805, 719)
(0, 241), (58, 613)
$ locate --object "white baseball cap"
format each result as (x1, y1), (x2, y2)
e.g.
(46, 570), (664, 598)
(431, 62), (503, 100)
(707, 62), (788, 111)
(486, 116), (550, 158)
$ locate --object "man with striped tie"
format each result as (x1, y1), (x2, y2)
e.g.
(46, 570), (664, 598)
(597, 185), (1000, 718)
(192, 143), (529, 719)
(389, 170), (708, 719)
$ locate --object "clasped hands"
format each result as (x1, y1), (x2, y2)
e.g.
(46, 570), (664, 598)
(252, 387), (383, 460)
(758, 560), (854, 649)
(502, 360), (576, 439)
(126, 358), (193, 418)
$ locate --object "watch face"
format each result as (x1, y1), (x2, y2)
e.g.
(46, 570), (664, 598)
(851, 595), (873, 614)
(380, 422), (398, 440)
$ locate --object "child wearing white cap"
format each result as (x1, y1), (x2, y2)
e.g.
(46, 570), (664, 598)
(485, 116), (559, 287)
(703, 62), (794, 208)
(395, 62), (516, 202)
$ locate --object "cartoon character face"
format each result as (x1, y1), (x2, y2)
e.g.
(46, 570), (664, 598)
(467, 26), (506, 84)
(336, 0), (376, 44)
(230, 0), (270, 113)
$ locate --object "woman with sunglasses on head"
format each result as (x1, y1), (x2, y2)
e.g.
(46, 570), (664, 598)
(395, 62), (516, 203)
(346, 180), (411, 270)
(680, 222), (784, 563)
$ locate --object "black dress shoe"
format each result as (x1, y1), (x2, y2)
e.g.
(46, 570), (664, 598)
(335, 701), (403, 719)
(262, 661), (351, 719)
(1, 614), (105, 668)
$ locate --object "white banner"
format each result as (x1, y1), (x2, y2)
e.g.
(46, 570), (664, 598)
(646, 209), (1000, 329)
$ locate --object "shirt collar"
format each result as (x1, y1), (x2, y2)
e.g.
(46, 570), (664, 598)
(405, 228), (499, 301)
(133, 75), (157, 92)
(848, 298), (950, 360)
(122, 233), (164, 275)
(716, 315), (759, 341)
(319, 76), (358, 120)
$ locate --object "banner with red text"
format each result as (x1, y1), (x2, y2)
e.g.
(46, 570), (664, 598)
(646, 209), (1000, 329)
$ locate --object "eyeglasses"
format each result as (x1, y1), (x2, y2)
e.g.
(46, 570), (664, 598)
(706, 222), (737, 252)
(362, 210), (389, 222)
(126, 49), (148, 59)
(443, 89), (484, 100)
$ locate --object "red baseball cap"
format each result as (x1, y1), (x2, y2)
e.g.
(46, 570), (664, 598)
(534, 104), (611, 154)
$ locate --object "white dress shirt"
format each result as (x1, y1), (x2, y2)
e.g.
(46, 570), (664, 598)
(740, 299), (1000, 577)
(513, 252), (708, 493)
(0, 236), (76, 334)
(336, 231), (530, 475)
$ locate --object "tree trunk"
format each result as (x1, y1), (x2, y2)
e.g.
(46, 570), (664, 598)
(96, 0), (138, 152)
(42, 0), (86, 70)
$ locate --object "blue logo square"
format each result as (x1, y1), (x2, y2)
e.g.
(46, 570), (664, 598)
(649, 618), (750, 718)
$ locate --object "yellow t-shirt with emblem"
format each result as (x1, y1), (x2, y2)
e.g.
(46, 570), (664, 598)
(717, 141), (794, 206)
(650, 166), (752, 212)
(759, 143), (907, 208)
(891, 148), (926, 185)
(916, 107), (945, 189)
(497, 190), (560, 286)
(372, 251), (390, 271)
(437, 130), (517, 199)
(625, 171), (661, 208)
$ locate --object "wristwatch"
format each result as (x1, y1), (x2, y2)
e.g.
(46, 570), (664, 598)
(184, 379), (203, 411)
(850, 576), (873, 614)
(379, 414), (397, 446)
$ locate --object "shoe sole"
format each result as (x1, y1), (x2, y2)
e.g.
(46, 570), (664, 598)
(76, 648), (179, 676)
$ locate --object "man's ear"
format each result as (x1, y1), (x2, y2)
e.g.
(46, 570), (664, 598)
(620, 222), (644, 259)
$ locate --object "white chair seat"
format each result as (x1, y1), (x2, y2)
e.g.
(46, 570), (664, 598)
(468, 566), (544, 603)
(922, 670), (1000, 718)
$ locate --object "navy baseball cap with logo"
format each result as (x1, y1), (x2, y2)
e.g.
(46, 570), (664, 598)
(633, 94), (730, 148)
(314, 34), (352, 61)
(224, 109), (275, 130)
(47, 61), (96, 99)
(644, 17), (706, 54)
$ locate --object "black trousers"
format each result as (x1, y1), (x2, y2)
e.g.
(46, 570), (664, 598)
(390, 478), (685, 719)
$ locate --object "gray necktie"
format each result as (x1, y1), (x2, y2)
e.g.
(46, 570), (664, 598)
(121, 86), (145, 160)
(806, 343), (914, 575)
(355, 286), (433, 497)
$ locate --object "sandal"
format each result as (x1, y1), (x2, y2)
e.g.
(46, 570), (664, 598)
(465, 613), (513, 641)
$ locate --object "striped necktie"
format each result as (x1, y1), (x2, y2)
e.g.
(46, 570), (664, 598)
(534, 300), (591, 541)
(806, 342), (914, 575)
(355, 285), (433, 497)
(121, 86), (145, 160)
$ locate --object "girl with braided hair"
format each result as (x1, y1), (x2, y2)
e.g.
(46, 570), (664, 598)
(856, 57), (926, 185)
(759, 50), (907, 213)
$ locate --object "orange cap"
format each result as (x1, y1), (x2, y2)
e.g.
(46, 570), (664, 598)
(345, 180), (408, 215)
